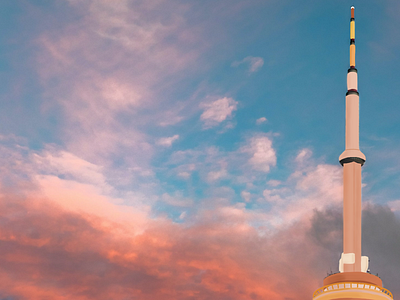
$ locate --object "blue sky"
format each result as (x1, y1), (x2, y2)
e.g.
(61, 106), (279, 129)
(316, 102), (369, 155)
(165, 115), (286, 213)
(0, 1), (399, 299)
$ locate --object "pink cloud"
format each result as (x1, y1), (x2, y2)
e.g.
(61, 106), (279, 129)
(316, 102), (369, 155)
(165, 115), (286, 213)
(34, 175), (151, 231)
(261, 160), (342, 227)
(256, 117), (267, 124)
(0, 138), (396, 299)
(157, 135), (180, 147)
(200, 97), (238, 128)
(207, 168), (228, 182)
(0, 188), (327, 300)
(245, 136), (277, 173)
(33, 149), (107, 187)
(267, 179), (281, 187)
(232, 56), (265, 73)
(161, 192), (194, 207)
(34, 0), (206, 170)
(0, 138), (330, 299)
(295, 148), (313, 163)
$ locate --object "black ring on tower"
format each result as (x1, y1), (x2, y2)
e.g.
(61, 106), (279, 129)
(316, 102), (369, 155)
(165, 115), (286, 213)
(346, 90), (359, 96)
(340, 157), (365, 166)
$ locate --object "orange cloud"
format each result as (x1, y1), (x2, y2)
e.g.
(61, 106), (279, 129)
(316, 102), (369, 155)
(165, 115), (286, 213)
(0, 186), (330, 300)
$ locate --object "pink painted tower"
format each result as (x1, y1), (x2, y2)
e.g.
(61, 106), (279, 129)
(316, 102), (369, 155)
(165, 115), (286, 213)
(312, 7), (393, 300)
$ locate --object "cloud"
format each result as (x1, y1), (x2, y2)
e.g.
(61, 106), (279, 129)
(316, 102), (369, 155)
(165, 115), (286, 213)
(34, 0), (206, 172)
(307, 206), (343, 255)
(232, 56), (264, 73)
(232, 148), (343, 228)
(362, 204), (400, 286)
(0, 138), (398, 299)
(0, 139), (152, 235)
(263, 188), (284, 204)
(388, 199), (400, 212)
(267, 179), (281, 187)
(32, 149), (107, 188)
(34, 175), (150, 229)
(156, 134), (342, 230)
(157, 135), (180, 147)
(256, 117), (267, 125)
(241, 191), (251, 202)
(0, 188), (324, 300)
(6, 186), (399, 300)
(174, 163), (196, 179)
(309, 204), (400, 296)
(269, 164), (342, 226)
(245, 136), (276, 173)
(295, 148), (313, 163)
(157, 110), (185, 127)
(207, 169), (227, 182)
(161, 192), (194, 207)
(200, 97), (238, 129)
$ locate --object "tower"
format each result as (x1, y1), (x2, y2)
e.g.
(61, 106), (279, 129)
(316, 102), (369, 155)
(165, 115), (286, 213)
(312, 7), (393, 300)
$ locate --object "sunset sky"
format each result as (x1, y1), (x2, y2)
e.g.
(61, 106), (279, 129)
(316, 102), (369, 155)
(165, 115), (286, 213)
(1, 0), (400, 299)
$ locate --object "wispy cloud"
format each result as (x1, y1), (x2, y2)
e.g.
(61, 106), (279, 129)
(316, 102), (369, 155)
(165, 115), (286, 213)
(162, 136), (345, 230)
(161, 192), (194, 207)
(263, 151), (342, 226)
(256, 117), (267, 124)
(241, 190), (251, 202)
(267, 179), (281, 187)
(207, 168), (228, 182)
(33, 149), (107, 186)
(232, 56), (264, 73)
(35, 0), (205, 173)
(243, 136), (276, 173)
(157, 135), (180, 147)
(295, 148), (313, 164)
(200, 97), (238, 129)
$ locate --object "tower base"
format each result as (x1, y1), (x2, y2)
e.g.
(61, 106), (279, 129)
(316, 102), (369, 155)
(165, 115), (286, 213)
(313, 273), (393, 300)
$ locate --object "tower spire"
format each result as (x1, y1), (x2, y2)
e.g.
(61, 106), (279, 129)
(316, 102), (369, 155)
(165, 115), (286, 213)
(350, 6), (355, 68)
(339, 6), (365, 166)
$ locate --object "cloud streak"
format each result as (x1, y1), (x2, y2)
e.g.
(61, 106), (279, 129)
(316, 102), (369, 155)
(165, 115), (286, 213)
(200, 97), (238, 129)
(256, 117), (267, 125)
(157, 135), (180, 147)
(35, 0), (206, 174)
(232, 56), (264, 73)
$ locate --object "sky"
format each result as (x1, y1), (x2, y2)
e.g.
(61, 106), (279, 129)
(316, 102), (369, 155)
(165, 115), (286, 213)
(0, 0), (400, 299)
